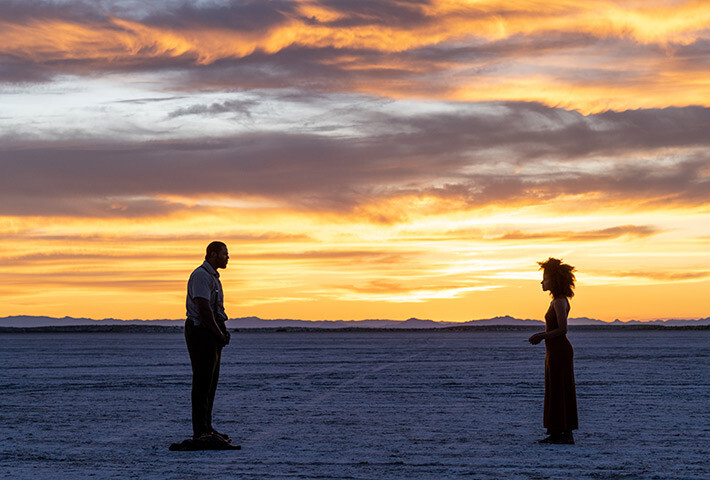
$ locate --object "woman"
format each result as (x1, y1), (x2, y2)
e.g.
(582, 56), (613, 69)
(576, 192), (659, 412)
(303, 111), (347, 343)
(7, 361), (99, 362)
(528, 257), (578, 444)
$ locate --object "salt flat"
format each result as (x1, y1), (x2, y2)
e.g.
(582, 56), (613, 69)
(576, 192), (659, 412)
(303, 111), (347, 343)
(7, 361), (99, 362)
(1, 329), (708, 479)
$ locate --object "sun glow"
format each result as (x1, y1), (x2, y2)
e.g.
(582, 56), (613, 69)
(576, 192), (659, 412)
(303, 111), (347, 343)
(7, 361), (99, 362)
(1, 199), (708, 321)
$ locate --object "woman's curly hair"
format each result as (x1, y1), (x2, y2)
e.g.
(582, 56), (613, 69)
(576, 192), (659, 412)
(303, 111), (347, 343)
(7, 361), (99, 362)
(538, 257), (576, 298)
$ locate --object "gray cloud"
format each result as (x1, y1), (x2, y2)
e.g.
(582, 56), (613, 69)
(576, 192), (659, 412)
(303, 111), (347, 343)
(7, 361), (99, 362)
(396, 103), (710, 158)
(140, 1), (298, 32)
(0, 54), (54, 84)
(113, 96), (187, 105)
(1, 103), (709, 217)
(309, 0), (430, 28)
(0, 1), (108, 23)
(167, 99), (258, 118)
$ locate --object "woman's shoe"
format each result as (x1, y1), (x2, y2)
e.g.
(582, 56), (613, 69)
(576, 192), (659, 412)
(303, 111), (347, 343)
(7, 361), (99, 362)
(538, 435), (558, 444)
(538, 431), (575, 444)
(559, 431), (575, 444)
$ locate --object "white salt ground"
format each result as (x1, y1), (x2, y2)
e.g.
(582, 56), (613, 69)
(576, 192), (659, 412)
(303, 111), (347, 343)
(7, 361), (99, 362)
(0, 329), (708, 480)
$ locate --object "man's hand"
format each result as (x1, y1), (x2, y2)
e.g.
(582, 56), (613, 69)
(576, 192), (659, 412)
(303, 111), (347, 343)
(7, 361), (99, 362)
(528, 332), (545, 345)
(223, 329), (231, 346)
(212, 332), (228, 348)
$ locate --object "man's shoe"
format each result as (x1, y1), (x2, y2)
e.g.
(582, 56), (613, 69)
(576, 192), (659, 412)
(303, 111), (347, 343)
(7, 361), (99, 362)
(211, 430), (231, 443)
(194, 432), (241, 450)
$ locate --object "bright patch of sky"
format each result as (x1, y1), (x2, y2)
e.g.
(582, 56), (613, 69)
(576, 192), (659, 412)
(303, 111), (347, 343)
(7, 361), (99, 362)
(41, 0), (231, 18)
(0, 74), (498, 141)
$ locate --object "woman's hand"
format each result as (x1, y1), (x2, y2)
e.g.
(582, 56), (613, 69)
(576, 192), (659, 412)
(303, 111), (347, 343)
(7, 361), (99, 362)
(528, 332), (545, 345)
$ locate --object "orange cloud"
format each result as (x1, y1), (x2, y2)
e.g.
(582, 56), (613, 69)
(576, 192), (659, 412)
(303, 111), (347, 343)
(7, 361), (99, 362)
(613, 270), (710, 281)
(5, 2), (708, 58)
(2, 1), (709, 112)
(495, 225), (661, 241)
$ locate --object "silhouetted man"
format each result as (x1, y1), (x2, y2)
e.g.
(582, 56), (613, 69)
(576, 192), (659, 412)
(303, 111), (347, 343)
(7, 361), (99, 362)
(185, 241), (232, 443)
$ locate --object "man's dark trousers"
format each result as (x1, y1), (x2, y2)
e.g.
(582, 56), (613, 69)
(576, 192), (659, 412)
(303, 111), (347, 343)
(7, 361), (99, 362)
(185, 320), (222, 437)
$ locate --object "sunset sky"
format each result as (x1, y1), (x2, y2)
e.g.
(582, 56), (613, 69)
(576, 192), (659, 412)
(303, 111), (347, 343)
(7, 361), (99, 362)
(1, 0), (709, 322)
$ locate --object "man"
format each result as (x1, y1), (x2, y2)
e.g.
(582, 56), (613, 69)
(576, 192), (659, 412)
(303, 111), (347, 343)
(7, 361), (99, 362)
(185, 241), (232, 444)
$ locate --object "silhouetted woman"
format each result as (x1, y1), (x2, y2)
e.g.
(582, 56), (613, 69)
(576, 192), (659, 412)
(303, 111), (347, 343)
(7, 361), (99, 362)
(528, 258), (578, 444)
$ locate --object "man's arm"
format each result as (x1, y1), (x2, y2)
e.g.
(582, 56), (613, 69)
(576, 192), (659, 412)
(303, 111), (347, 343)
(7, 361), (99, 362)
(216, 316), (230, 345)
(194, 297), (228, 345)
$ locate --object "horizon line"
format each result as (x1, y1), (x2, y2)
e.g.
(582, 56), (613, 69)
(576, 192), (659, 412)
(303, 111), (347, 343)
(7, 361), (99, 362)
(2, 314), (709, 325)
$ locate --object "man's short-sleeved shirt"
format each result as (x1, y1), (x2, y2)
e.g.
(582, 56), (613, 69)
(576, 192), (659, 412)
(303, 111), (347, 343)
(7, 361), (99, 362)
(186, 261), (227, 326)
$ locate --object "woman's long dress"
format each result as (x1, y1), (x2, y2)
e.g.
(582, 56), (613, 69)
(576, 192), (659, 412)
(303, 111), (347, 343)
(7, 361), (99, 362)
(543, 299), (578, 432)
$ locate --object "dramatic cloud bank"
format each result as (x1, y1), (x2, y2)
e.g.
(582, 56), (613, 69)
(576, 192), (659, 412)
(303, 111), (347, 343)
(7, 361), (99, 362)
(2, 103), (708, 218)
(2, 1), (710, 111)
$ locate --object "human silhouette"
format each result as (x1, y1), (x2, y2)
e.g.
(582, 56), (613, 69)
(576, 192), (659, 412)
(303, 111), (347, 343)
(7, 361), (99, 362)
(183, 241), (235, 446)
(528, 257), (578, 444)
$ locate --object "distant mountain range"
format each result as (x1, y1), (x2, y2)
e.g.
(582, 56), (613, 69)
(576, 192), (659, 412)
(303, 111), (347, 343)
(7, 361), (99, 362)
(1, 315), (709, 328)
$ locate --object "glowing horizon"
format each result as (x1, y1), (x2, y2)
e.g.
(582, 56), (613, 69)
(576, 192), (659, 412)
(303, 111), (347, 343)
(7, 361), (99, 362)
(1, 1), (709, 322)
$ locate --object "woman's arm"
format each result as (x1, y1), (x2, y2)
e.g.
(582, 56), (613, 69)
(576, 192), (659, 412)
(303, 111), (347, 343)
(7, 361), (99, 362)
(528, 298), (569, 344)
(546, 297), (569, 338)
